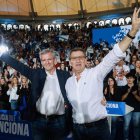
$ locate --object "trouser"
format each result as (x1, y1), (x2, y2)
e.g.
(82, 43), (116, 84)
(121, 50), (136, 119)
(32, 114), (66, 140)
(123, 112), (140, 140)
(73, 118), (110, 140)
(10, 100), (18, 110)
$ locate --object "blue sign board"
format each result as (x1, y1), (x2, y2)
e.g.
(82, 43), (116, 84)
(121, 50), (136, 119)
(0, 110), (32, 140)
(0, 110), (72, 140)
(106, 101), (125, 116)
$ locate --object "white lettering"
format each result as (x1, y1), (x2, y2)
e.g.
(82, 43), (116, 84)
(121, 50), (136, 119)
(17, 123), (23, 135)
(0, 114), (8, 121)
(0, 121), (4, 132)
(8, 115), (15, 121)
(0, 121), (29, 136)
(106, 103), (119, 108)
(4, 122), (9, 133)
(12, 122), (17, 134)
(24, 124), (29, 136)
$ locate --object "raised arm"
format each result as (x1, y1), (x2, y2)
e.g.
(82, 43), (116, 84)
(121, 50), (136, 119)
(0, 53), (34, 80)
(119, 8), (140, 52)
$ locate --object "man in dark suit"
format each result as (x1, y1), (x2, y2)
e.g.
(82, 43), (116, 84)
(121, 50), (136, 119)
(0, 48), (71, 140)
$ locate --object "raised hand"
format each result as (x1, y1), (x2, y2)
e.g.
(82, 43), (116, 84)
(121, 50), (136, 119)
(131, 8), (140, 33)
(118, 7), (140, 52)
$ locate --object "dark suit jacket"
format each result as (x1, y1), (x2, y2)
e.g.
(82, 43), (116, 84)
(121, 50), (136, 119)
(0, 53), (71, 120)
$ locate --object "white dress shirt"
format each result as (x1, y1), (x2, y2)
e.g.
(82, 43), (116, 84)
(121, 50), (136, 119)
(36, 70), (65, 116)
(7, 86), (19, 102)
(65, 44), (126, 124)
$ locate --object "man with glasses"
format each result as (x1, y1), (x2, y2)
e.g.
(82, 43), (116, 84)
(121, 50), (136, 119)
(65, 8), (140, 140)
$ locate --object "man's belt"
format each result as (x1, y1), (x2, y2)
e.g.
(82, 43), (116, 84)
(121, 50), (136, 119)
(75, 117), (107, 128)
(47, 114), (64, 120)
(37, 112), (64, 120)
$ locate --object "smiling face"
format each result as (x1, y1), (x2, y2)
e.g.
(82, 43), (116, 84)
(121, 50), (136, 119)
(108, 78), (115, 86)
(70, 50), (87, 74)
(40, 52), (57, 74)
(12, 77), (18, 85)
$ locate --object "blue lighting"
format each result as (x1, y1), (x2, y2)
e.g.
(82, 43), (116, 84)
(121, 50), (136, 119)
(0, 19), (16, 24)
(52, 19), (65, 24)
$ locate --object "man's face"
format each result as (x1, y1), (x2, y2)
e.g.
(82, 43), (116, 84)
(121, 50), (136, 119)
(86, 61), (91, 68)
(60, 63), (65, 70)
(40, 52), (56, 72)
(70, 51), (86, 73)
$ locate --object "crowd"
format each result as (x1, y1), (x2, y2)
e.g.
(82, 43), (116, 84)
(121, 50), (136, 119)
(0, 20), (139, 140)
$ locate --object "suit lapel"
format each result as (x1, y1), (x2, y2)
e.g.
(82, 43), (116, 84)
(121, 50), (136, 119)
(39, 69), (47, 96)
(56, 69), (64, 93)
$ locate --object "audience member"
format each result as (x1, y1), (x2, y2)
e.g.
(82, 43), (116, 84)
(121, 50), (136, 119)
(122, 73), (140, 140)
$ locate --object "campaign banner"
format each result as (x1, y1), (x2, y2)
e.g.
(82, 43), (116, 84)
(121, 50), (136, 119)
(0, 110), (32, 140)
(92, 25), (140, 48)
(106, 101), (125, 116)
(0, 110), (20, 121)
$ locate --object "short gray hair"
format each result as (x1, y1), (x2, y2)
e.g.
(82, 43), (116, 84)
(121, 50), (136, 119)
(39, 48), (56, 59)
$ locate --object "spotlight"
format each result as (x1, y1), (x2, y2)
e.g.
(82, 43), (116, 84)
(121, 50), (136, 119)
(0, 44), (8, 55)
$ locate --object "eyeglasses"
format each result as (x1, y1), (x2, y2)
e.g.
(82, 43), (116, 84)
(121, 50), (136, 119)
(70, 56), (86, 61)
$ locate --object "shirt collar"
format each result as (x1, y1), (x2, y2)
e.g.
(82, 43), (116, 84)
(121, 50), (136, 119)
(73, 68), (88, 78)
(46, 69), (56, 77)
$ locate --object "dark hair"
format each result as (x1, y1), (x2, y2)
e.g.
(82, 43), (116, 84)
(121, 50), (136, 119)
(104, 76), (118, 94)
(126, 72), (136, 79)
(7, 81), (11, 85)
(69, 48), (86, 59)
(130, 54), (138, 63)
